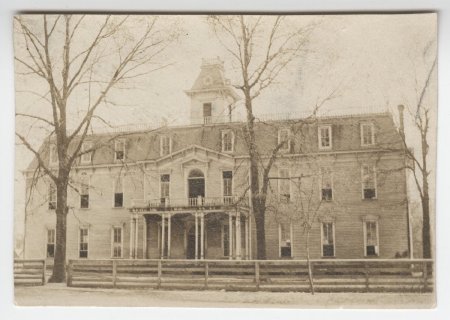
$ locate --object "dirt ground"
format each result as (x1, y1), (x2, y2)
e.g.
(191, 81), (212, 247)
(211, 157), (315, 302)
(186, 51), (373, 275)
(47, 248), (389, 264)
(14, 283), (435, 308)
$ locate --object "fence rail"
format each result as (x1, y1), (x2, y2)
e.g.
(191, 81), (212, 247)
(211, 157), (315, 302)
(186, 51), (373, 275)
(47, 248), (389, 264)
(67, 259), (433, 293)
(14, 259), (46, 286)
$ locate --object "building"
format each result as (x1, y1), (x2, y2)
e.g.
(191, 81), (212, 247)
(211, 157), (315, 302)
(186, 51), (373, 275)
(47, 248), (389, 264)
(22, 58), (410, 263)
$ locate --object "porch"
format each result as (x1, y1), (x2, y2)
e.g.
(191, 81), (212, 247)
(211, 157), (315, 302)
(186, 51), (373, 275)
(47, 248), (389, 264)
(129, 197), (252, 260)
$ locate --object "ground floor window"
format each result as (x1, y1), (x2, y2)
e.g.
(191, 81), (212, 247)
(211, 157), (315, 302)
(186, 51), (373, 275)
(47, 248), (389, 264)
(364, 220), (379, 256)
(111, 227), (123, 258)
(79, 228), (89, 258)
(46, 229), (55, 258)
(321, 222), (335, 257)
(222, 224), (230, 257)
(279, 223), (292, 258)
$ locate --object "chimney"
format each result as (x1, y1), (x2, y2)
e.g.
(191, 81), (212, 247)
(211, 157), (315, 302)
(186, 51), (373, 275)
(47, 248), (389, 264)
(398, 104), (405, 140)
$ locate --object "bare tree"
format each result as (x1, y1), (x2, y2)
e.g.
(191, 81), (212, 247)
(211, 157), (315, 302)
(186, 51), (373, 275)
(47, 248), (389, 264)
(397, 41), (436, 259)
(14, 14), (179, 282)
(208, 15), (321, 259)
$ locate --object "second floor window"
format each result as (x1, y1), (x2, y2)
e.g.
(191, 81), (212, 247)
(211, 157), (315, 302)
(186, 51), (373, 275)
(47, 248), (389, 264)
(222, 130), (234, 152)
(160, 174), (170, 203)
(46, 229), (55, 258)
(79, 228), (89, 258)
(80, 174), (89, 209)
(49, 144), (58, 165)
(203, 103), (212, 124)
(81, 142), (92, 163)
(278, 169), (290, 202)
(321, 167), (333, 201)
(114, 140), (125, 161)
(318, 126), (332, 150)
(113, 177), (123, 208)
(223, 171), (233, 204)
(278, 129), (291, 152)
(361, 123), (375, 146)
(160, 136), (171, 156)
(48, 182), (57, 210)
(322, 222), (335, 257)
(362, 165), (377, 199)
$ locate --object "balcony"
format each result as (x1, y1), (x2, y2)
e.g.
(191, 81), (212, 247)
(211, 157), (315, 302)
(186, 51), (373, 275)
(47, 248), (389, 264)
(130, 196), (246, 212)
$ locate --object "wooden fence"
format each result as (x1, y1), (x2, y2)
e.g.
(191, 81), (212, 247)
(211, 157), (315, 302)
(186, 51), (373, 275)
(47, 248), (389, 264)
(14, 259), (46, 286)
(66, 259), (433, 293)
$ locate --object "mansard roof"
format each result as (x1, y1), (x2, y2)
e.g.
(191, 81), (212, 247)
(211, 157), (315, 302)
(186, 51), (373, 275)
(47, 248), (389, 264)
(26, 111), (405, 172)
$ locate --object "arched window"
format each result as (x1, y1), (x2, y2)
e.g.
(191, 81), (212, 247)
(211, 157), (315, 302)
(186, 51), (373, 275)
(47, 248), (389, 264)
(188, 169), (204, 178)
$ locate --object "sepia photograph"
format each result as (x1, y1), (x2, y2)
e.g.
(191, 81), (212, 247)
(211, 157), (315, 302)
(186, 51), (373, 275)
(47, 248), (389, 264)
(12, 13), (437, 308)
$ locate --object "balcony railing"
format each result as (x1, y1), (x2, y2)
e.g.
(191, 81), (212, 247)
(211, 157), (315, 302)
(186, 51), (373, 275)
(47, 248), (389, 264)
(131, 196), (245, 210)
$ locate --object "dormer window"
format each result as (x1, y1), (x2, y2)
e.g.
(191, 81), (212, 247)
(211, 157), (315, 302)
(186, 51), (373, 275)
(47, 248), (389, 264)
(81, 141), (92, 163)
(160, 135), (171, 156)
(361, 123), (375, 146)
(114, 140), (125, 161)
(203, 103), (212, 124)
(278, 129), (291, 152)
(221, 130), (234, 152)
(318, 125), (332, 150)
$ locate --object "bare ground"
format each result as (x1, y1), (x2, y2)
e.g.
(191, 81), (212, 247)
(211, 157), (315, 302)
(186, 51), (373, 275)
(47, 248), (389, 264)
(14, 284), (435, 308)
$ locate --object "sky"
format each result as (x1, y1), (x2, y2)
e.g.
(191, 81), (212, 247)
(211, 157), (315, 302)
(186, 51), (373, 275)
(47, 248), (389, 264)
(13, 13), (437, 241)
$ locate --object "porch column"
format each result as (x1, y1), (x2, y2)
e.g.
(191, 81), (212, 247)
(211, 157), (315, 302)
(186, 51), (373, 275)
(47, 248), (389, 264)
(168, 213), (171, 259)
(236, 211), (241, 260)
(161, 214), (165, 259)
(229, 212), (233, 260)
(135, 215), (139, 259)
(245, 215), (249, 260)
(143, 216), (147, 259)
(129, 216), (135, 259)
(195, 212), (199, 260)
(200, 212), (205, 259)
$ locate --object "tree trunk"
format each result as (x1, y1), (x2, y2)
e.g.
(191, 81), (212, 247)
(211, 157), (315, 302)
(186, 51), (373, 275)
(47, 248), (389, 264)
(49, 178), (69, 283)
(306, 229), (315, 295)
(421, 193), (431, 259)
(253, 203), (266, 260)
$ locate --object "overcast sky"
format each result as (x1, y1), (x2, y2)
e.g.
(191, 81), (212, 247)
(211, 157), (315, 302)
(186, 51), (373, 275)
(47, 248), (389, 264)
(13, 13), (437, 239)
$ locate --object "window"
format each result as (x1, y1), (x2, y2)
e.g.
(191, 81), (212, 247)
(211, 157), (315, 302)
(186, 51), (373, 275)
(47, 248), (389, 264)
(160, 136), (171, 156)
(203, 103), (212, 124)
(81, 142), (92, 163)
(278, 129), (291, 152)
(80, 173), (89, 209)
(111, 227), (123, 258)
(279, 223), (292, 258)
(278, 169), (290, 202)
(79, 228), (89, 258)
(160, 174), (170, 205)
(362, 165), (377, 199)
(361, 123), (375, 146)
(321, 222), (335, 257)
(114, 140), (125, 161)
(113, 177), (124, 208)
(321, 167), (333, 201)
(222, 224), (230, 257)
(49, 144), (58, 165)
(364, 220), (379, 256)
(221, 130), (234, 152)
(223, 171), (233, 204)
(48, 182), (57, 210)
(46, 229), (55, 258)
(318, 125), (332, 150)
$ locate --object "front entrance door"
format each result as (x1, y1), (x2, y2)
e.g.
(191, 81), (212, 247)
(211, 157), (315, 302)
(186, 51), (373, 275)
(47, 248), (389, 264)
(186, 226), (201, 259)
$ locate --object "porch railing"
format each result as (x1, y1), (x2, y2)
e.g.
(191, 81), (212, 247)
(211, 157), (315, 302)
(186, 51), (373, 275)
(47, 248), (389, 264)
(131, 196), (244, 209)
(66, 258), (434, 293)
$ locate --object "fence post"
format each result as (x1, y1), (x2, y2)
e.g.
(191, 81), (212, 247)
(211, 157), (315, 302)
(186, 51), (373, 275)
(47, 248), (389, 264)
(204, 262), (209, 289)
(112, 260), (117, 288)
(67, 260), (73, 287)
(422, 261), (428, 291)
(364, 261), (370, 292)
(42, 260), (47, 285)
(255, 261), (260, 290)
(157, 260), (162, 289)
